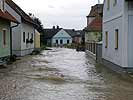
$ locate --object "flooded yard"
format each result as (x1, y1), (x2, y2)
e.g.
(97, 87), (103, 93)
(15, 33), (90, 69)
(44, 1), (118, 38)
(0, 48), (133, 100)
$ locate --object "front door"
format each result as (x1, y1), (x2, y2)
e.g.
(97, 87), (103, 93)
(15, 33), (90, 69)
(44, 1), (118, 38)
(60, 40), (63, 44)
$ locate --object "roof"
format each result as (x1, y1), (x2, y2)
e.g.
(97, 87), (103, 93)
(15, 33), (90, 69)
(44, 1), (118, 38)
(0, 10), (18, 23)
(43, 28), (62, 39)
(65, 29), (81, 37)
(85, 18), (102, 32)
(6, 0), (35, 25)
(87, 4), (103, 17)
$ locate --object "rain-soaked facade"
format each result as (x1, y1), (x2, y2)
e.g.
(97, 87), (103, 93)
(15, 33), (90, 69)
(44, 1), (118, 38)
(0, 48), (133, 100)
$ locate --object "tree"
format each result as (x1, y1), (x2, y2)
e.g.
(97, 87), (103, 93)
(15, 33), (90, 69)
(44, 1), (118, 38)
(33, 17), (44, 33)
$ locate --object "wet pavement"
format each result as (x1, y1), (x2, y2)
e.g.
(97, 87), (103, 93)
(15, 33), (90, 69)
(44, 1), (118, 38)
(0, 48), (133, 100)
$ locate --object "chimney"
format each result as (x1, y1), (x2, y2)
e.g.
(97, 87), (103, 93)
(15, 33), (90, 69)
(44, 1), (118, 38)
(57, 25), (59, 29)
(53, 26), (55, 29)
(72, 29), (75, 31)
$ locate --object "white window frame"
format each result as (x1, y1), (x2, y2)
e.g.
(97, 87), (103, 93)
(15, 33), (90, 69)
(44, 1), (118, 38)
(2, 28), (7, 48)
(113, 0), (117, 6)
(107, 0), (110, 10)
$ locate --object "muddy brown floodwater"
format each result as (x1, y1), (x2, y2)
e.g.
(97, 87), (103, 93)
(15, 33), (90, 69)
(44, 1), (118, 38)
(0, 48), (133, 100)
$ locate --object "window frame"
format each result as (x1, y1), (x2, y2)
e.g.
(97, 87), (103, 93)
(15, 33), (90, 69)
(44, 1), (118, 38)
(23, 32), (25, 43)
(105, 31), (108, 48)
(107, 0), (110, 10)
(115, 29), (119, 50)
(113, 0), (117, 6)
(67, 40), (70, 44)
(56, 40), (58, 44)
(28, 32), (30, 39)
(2, 29), (7, 47)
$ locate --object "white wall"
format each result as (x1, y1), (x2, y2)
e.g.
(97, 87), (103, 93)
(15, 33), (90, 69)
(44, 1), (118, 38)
(103, 17), (123, 66)
(102, 0), (128, 67)
(52, 29), (72, 45)
(5, 2), (22, 55)
(5, 2), (35, 56)
(127, 2), (133, 67)
(21, 23), (35, 56)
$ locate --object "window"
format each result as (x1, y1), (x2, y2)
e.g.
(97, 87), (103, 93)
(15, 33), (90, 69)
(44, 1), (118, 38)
(67, 40), (69, 44)
(28, 33), (29, 39)
(113, 0), (117, 6)
(56, 40), (58, 44)
(23, 32), (25, 42)
(128, 2), (133, 10)
(105, 31), (108, 48)
(31, 33), (33, 39)
(107, 0), (110, 10)
(2, 29), (7, 46)
(115, 29), (119, 49)
(60, 40), (63, 44)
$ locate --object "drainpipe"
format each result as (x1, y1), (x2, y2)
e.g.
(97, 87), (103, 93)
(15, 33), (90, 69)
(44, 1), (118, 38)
(10, 23), (19, 56)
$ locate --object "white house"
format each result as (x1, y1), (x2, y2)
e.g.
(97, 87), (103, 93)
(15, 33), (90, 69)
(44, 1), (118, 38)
(5, 0), (35, 56)
(103, 0), (133, 73)
(44, 27), (72, 46)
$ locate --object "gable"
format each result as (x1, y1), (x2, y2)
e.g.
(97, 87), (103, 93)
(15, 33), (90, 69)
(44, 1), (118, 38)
(53, 29), (72, 38)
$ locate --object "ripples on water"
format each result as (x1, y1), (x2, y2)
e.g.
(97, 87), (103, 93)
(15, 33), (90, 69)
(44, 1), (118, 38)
(0, 48), (133, 100)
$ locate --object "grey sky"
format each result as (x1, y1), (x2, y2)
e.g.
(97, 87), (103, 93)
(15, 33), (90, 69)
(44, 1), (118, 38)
(13, 0), (103, 30)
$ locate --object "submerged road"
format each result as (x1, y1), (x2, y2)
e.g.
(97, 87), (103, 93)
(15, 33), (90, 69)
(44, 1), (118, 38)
(0, 48), (133, 100)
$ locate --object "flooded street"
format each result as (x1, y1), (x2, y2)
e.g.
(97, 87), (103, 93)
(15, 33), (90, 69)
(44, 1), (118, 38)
(0, 48), (133, 100)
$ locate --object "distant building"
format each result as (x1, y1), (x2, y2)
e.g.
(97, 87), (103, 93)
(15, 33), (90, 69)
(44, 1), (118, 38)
(85, 4), (103, 55)
(102, 0), (133, 73)
(43, 26), (72, 46)
(85, 4), (103, 43)
(0, 0), (18, 63)
(65, 29), (82, 44)
(5, 0), (36, 56)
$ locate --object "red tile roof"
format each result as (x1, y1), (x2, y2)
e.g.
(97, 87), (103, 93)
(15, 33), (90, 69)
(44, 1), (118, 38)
(0, 10), (18, 23)
(87, 4), (103, 17)
(6, 0), (36, 25)
(85, 18), (102, 32)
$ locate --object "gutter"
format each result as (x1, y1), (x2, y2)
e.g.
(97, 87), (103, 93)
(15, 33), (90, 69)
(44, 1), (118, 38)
(10, 23), (19, 56)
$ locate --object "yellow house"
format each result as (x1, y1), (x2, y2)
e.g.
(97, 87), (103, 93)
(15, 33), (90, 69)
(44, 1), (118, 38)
(35, 30), (41, 49)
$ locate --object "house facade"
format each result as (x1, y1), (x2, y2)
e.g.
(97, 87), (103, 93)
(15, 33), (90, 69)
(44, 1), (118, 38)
(52, 29), (72, 46)
(85, 4), (103, 43)
(44, 27), (72, 46)
(35, 30), (40, 49)
(65, 29), (82, 44)
(0, 0), (17, 62)
(103, 0), (133, 72)
(85, 4), (103, 55)
(5, 0), (35, 56)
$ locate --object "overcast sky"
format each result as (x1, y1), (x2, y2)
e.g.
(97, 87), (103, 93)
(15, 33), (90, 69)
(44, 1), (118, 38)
(13, 0), (103, 30)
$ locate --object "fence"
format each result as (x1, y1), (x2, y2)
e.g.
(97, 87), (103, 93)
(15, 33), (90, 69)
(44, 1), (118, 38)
(85, 42), (97, 54)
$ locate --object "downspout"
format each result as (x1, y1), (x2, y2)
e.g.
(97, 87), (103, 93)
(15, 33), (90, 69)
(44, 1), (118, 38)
(10, 23), (19, 56)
